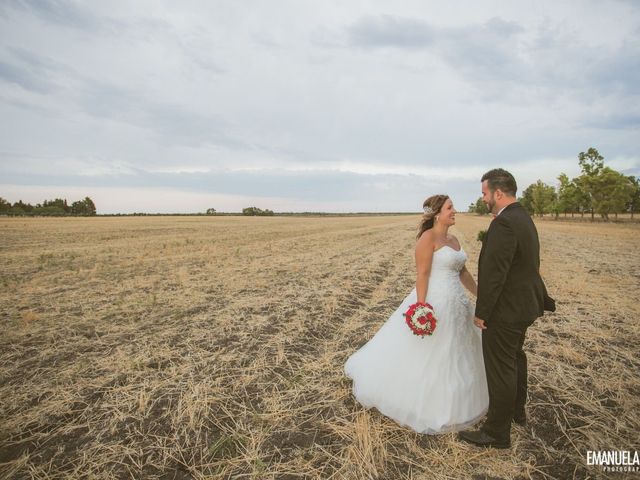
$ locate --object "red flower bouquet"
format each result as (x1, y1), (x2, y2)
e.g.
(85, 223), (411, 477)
(404, 302), (437, 337)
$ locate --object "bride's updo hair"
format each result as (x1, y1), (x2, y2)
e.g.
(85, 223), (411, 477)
(417, 194), (449, 239)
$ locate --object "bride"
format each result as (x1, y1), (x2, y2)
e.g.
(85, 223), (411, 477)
(344, 194), (489, 434)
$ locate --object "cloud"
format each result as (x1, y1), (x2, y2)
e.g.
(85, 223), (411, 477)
(438, 17), (526, 82)
(0, 150), (469, 211)
(0, 45), (241, 150)
(0, 2), (639, 213)
(585, 113), (640, 130)
(339, 15), (538, 103)
(2, 0), (117, 32)
(0, 166), (409, 201)
(347, 14), (523, 54)
(0, 46), (69, 93)
(0, 152), (592, 210)
(347, 14), (436, 48)
(342, 13), (640, 104)
(0, 59), (53, 93)
(592, 38), (640, 96)
(76, 80), (240, 149)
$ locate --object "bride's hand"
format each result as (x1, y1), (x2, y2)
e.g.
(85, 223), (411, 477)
(473, 316), (487, 329)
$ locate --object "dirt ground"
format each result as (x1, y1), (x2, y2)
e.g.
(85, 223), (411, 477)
(0, 214), (638, 479)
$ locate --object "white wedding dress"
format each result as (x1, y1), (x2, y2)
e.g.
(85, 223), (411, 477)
(344, 246), (489, 434)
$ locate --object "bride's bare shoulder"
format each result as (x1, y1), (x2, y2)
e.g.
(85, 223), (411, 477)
(416, 229), (435, 250)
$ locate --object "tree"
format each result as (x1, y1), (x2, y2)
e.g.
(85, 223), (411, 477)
(0, 197), (10, 213)
(468, 197), (489, 215)
(476, 197), (489, 215)
(242, 207), (274, 216)
(43, 198), (70, 213)
(626, 175), (640, 219)
(519, 185), (534, 215)
(2, 196), (96, 216)
(12, 200), (33, 214)
(575, 148), (633, 221)
(531, 180), (557, 217)
(520, 180), (556, 217)
(206, 208), (217, 215)
(70, 197), (97, 216)
(578, 147), (604, 176)
(83, 197), (96, 215)
(71, 200), (86, 215)
(557, 173), (582, 217)
(575, 180), (592, 218)
(549, 199), (561, 220)
(10, 206), (25, 215)
(33, 205), (65, 216)
(581, 168), (634, 220)
(243, 207), (259, 216)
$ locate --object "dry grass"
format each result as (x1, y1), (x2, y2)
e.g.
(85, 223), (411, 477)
(0, 214), (638, 479)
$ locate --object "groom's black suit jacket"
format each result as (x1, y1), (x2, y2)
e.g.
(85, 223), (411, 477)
(475, 202), (554, 326)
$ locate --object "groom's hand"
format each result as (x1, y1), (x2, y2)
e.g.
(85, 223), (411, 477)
(474, 316), (487, 330)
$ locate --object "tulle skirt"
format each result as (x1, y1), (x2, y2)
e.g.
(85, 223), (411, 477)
(344, 281), (489, 434)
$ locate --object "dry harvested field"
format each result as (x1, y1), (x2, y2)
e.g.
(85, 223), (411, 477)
(1, 214), (639, 479)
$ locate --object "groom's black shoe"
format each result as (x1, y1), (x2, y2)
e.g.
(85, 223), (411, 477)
(458, 430), (510, 449)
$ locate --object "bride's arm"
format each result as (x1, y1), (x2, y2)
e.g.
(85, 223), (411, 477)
(415, 231), (435, 303)
(459, 265), (478, 296)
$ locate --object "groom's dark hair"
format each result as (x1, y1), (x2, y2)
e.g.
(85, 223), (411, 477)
(481, 168), (517, 197)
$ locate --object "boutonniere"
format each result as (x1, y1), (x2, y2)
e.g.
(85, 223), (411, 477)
(477, 229), (488, 243)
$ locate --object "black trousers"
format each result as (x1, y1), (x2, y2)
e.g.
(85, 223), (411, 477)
(481, 321), (528, 441)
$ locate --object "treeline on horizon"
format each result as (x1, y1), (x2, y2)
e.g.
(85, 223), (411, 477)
(122, 211), (416, 217)
(0, 196), (96, 216)
(0, 197), (416, 217)
(468, 147), (640, 220)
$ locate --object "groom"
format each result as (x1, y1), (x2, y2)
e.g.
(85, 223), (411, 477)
(459, 168), (554, 449)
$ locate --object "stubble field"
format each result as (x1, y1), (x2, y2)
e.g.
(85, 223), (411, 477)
(0, 214), (638, 479)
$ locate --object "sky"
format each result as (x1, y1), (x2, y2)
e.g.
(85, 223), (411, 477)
(0, 0), (639, 214)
